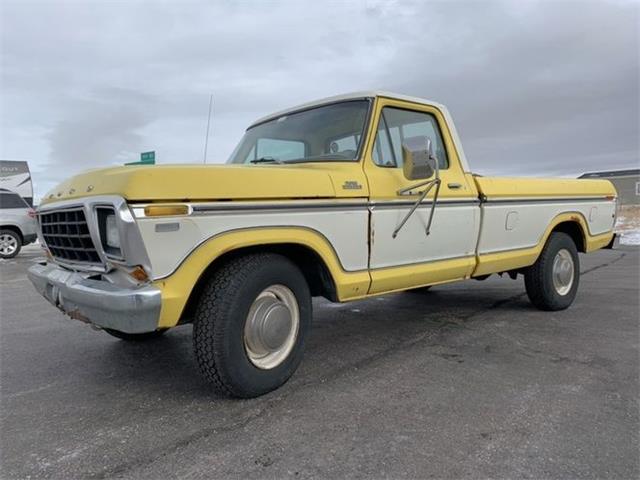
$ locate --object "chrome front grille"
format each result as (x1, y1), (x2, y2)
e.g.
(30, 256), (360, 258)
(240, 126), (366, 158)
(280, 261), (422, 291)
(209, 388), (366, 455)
(40, 209), (101, 264)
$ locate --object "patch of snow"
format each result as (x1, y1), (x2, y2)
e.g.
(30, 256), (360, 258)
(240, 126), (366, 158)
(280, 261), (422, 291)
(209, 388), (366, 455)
(615, 205), (640, 246)
(620, 230), (640, 246)
(617, 216), (640, 231)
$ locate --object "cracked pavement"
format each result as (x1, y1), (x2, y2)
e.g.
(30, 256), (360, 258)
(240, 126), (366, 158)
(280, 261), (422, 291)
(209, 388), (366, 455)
(1, 246), (638, 479)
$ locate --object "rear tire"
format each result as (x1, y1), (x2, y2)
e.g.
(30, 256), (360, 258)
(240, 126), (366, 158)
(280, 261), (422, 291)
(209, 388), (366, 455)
(524, 232), (579, 311)
(0, 229), (22, 259)
(104, 329), (167, 341)
(193, 253), (312, 398)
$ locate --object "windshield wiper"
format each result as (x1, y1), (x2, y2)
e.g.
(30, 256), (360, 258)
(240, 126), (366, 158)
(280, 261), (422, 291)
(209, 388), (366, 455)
(250, 157), (282, 164)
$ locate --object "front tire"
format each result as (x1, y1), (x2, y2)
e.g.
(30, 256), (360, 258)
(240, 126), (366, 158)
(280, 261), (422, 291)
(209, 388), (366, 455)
(0, 229), (22, 259)
(193, 253), (312, 398)
(524, 232), (579, 311)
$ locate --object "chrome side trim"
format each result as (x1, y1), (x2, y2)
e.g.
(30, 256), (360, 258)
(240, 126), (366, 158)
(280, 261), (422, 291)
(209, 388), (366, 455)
(370, 199), (479, 210)
(130, 196), (611, 218)
(131, 199), (369, 217)
(131, 198), (480, 218)
(482, 196), (613, 205)
(192, 200), (369, 214)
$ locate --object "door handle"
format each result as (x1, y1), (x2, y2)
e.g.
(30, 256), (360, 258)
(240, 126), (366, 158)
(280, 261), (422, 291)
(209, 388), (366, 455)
(447, 182), (462, 189)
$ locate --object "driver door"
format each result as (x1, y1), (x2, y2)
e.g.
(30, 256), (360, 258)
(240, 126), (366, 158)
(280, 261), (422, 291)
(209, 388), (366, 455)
(364, 98), (479, 294)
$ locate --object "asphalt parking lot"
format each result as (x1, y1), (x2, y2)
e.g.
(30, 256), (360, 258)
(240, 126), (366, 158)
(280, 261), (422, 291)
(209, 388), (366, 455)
(1, 246), (638, 479)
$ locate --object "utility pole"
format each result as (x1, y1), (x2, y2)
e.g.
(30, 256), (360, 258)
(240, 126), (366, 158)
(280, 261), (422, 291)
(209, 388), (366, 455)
(203, 94), (213, 164)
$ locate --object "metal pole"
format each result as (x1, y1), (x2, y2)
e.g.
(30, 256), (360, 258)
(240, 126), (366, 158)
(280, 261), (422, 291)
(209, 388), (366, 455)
(203, 94), (213, 164)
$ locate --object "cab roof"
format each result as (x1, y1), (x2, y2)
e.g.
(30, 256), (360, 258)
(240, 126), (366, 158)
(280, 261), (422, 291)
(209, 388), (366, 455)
(249, 91), (445, 128)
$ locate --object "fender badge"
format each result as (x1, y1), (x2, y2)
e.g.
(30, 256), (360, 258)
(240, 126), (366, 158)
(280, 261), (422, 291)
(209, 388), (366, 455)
(342, 180), (362, 190)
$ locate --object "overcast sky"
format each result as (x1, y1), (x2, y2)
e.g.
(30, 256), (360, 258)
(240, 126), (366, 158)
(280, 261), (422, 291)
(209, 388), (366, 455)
(1, 0), (638, 201)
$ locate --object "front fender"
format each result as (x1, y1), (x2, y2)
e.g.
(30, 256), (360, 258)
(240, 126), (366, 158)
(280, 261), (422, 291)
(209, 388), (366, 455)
(153, 227), (371, 328)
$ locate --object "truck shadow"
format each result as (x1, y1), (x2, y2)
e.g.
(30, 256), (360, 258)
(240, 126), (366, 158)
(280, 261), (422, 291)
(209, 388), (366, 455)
(97, 279), (532, 400)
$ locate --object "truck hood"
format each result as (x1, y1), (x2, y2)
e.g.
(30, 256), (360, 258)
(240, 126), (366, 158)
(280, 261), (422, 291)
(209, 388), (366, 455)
(40, 164), (365, 205)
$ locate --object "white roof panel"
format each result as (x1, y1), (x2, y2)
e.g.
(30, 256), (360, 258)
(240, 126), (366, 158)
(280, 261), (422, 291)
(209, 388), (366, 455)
(249, 91), (445, 127)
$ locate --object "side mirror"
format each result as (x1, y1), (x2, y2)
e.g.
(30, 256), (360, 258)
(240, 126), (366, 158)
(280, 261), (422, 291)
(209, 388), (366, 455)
(402, 136), (436, 180)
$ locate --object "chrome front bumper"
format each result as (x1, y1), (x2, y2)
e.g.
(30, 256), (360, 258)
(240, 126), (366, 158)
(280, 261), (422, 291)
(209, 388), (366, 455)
(28, 262), (161, 334)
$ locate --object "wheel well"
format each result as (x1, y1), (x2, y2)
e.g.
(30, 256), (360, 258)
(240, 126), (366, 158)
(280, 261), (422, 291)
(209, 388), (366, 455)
(0, 225), (23, 243)
(551, 221), (585, 253)
(179, 244), (338, 324)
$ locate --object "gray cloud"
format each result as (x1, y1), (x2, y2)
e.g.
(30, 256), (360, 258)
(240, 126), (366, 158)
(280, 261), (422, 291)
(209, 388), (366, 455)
(48, 88), (159, 171)
(1, 0), (638, 200)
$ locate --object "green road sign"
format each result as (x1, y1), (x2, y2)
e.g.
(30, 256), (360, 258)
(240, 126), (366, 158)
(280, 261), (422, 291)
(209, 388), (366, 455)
(140, 151), (155, 163)
(125, 151), (156, 166)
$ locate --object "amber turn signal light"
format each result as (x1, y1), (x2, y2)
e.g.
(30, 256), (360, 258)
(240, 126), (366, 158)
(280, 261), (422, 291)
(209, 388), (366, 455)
(143, 204), (190, 217)
(129, 265), (150, 282)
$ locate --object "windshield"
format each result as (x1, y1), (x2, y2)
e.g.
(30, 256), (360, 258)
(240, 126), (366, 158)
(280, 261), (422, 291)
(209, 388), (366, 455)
(228, 100), (370, 164)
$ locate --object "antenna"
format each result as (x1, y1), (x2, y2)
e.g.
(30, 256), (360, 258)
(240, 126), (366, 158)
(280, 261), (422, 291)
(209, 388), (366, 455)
(203, 94), (213, 164)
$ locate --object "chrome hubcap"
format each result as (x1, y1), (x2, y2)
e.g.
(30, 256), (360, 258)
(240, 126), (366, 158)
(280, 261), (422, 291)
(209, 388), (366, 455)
(244, 285), (299, 370)
(552, 249), (574, 296)
(0, 234), (17, 256)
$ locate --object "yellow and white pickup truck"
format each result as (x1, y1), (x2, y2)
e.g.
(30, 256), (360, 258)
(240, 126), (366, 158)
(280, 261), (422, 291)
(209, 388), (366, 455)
(29, 91), (618, 397)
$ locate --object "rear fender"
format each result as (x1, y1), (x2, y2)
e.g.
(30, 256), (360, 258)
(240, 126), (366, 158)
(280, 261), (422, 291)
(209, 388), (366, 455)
(473, 212), (613, 277)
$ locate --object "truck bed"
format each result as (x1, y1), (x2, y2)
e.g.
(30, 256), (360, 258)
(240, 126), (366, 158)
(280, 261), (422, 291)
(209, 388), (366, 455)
(474, 176), (616, 200)
(472, 175), (617, 276)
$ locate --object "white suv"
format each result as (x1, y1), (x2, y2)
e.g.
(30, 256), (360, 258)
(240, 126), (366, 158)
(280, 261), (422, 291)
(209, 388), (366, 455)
(0, 189), (37, 258)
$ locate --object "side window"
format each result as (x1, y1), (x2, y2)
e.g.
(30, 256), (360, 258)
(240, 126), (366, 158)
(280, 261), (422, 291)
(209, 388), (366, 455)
(0, 192), (28, 209)
(372, 107), (449, 169)
(372, 114), (396, 166)
(247, 138), (305, 162)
